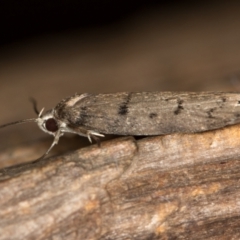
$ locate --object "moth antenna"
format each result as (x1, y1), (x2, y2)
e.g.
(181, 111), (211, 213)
(0, 118), (37, 129)
(0, 99), (42, 129)
(29, 97), (39, 115)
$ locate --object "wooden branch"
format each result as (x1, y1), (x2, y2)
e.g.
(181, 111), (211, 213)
(1, 125), (240, 239)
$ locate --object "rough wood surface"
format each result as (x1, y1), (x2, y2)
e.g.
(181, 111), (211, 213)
(1, 125), (240, 239)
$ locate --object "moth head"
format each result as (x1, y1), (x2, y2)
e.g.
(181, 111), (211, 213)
(0, 99), (64, 161)
(36, 109), (60, 136)
(0, 100), (61, 137)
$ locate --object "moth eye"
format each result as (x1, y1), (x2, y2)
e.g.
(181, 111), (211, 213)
(45, 118), (58, 132)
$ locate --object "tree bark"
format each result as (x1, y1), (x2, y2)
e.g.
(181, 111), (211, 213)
(1, 125), (240, 239)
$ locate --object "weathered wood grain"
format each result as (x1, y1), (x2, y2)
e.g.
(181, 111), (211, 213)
(1, 125), (240, 239)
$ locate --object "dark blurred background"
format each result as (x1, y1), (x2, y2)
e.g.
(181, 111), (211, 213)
(1, 0), (240, 165)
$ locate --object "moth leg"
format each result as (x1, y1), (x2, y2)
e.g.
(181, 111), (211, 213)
(86, 130), (104, 144)
(91, 135), (101, 147)
(32, 130), (63, 162)
(66, 126), (104, 145)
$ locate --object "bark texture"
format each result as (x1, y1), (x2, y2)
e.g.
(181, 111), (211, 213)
(1, 125), (240, 239)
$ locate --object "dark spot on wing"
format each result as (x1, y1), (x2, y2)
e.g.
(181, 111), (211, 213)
(81, 106), (87, 111)
(118, 105), (128, 115)
(118, 93), (132, 116)
(75, 105), (89, 125)
(238, 101), (240, 104)
(235, 113), (240, 118)
(55, 93), (90, 121)
(216, 97), (227, 109)
(149, 113), (157, 119)
(76, 114), (88, 125)
(207, 108), (216, 118)
(174, 99), (184, 115)
(178, 99), (183, 105)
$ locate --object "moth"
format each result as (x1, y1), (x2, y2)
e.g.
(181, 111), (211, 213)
(1, 91), (240, 160)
